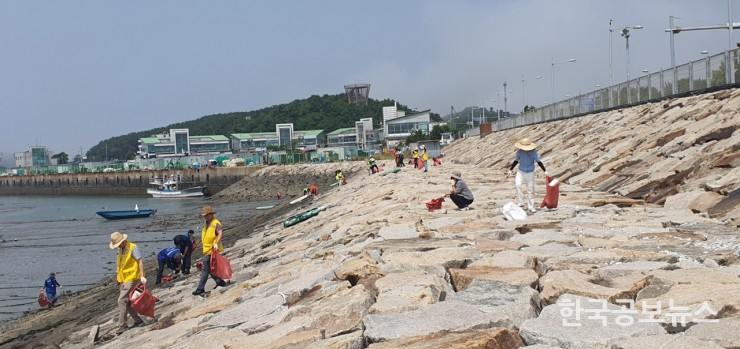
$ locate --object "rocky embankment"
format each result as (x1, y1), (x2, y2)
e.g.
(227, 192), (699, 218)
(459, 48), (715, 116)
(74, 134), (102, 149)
(1, 89), (738, 349)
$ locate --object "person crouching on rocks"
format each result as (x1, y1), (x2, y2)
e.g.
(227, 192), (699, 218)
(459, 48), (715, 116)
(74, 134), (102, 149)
(155, 247), (182, 285)
(109, 231), (146, 334)
(335, 169), (344, 188)
(507, 137), (548, 213)
(192, 206), (226, 296)
(43, 272), (62, 309)
(448, 170), (474, 210)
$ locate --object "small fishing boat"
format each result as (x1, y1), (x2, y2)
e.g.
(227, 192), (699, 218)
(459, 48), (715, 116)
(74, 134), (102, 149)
(96, 209), (156, 220)
(147, 174), (206, 198)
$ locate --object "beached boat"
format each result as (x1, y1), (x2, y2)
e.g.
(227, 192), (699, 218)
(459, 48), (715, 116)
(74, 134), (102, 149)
(289, 195), (308, 205)
(283, 206), (326, 228)
(147, 174), (206, 198)
(96, 209), (156, 220)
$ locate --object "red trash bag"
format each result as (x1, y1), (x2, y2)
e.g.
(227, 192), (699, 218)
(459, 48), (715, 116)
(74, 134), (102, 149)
(129, 282), (158, 318)
(425, 197), (445, 212)
(540, 176), (560, 209)
(38, 288), (50, 308)
(210, 248), (233, 280)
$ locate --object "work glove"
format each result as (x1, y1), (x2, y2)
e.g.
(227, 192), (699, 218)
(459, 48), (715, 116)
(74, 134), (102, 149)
(544, 171), (550, 176)
(140, 277), (147, 285)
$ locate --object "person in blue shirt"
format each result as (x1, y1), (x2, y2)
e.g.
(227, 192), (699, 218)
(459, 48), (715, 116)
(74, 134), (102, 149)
(44, 273), (62, 308)
(155, 247), (182, 285)
(507, 138), (548, 213)
(174, 231), (194, 275)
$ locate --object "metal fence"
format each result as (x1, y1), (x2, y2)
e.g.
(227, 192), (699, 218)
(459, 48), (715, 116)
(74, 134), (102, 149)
(494, 48), (740, 131)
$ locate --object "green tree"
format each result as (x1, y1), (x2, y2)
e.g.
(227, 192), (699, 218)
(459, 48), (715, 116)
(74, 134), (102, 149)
(51, 152), (69, 165)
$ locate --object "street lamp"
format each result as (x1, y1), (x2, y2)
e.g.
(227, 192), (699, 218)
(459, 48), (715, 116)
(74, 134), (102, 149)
(522, 75), (542, 111)
(620, 25), (643, 82)
(551, 57), (576, 103)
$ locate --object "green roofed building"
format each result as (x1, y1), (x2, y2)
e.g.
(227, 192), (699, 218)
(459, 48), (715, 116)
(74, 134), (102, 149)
(231, 124), (325, 152)
(137, 129), (230, 158)
(327, 128), (357, 147)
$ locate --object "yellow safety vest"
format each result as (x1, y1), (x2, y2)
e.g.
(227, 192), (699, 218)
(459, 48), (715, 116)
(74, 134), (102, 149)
(202, 218), (224, 255)
(116, 242), (142, 283)
(413, 150), (419, 159)
(422, 151), (429, 161)
(336, 172), (344, 180)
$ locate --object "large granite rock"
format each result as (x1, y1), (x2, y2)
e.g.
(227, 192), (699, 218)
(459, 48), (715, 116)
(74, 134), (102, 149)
(684, 316), (740, 348)
(370, 270), (452, 314)
(448, 279), (540, 328)
(608, 334), (725, 349)
(519, 294), (666, 348)
(363, 300), (518, 344)
(449, 267), (539, 290)
(367, 328), (524, 349)
(540, 270), (650, 305)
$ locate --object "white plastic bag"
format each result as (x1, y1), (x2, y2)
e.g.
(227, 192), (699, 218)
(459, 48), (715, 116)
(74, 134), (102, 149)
(131, 290), (142, 300)
(502, 202), (527, 221)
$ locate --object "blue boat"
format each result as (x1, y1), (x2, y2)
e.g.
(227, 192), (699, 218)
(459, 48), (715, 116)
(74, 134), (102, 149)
(96, 209), (156, 220)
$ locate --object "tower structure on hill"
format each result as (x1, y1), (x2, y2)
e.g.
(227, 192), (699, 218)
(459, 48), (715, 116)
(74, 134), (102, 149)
(344, 84), (371, 106)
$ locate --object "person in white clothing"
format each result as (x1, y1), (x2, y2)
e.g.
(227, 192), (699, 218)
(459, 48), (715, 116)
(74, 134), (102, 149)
(506, 138), (548, 213)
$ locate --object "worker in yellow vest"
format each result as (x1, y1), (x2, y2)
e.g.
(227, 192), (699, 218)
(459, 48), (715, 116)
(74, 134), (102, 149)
(412, 148), (420, 168)
(109, 231), (146, 334)
(421, 146), (429, 172)
(192, 205), (226, 296)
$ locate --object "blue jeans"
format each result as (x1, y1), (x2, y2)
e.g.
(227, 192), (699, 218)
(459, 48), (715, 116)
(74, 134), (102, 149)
(46, 292), (58, 307)
(196, 255), (223, 291)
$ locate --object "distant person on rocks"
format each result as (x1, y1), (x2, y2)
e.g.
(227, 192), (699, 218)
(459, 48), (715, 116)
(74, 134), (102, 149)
(507, 138), (548, 213)
(192, 206), (226, 296)
(368, 157), (379, 174)
(155, 247), (182, 285)
(174, 231), (194, 275)
(109, 231), (146, 334)
(421, 146), (429, 172)
(309, 184), (318, 196)
(412, 148), (420, 168)
(43, 272), (62, 308)
(335, 169), (344, 189)
(447, 170), (474, 210)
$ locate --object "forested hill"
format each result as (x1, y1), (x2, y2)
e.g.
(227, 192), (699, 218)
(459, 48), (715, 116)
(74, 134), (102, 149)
(87, 94), (418, 161)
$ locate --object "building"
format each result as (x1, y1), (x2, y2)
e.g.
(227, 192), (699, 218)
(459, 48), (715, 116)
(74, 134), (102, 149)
(384, 108), (432, 147)
(15, 146), (56, 168)
(355, 118), (375, 150)
(326, 128), (357, 147)
(231, 125), (325, 152)
(137, 129), (229, 158)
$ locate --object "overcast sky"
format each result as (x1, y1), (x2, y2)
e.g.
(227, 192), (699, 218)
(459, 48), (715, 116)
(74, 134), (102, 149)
(0, 0), (735, 165)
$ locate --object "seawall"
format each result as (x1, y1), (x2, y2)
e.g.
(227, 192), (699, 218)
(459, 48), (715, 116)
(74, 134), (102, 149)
(0, 166), (264, 196)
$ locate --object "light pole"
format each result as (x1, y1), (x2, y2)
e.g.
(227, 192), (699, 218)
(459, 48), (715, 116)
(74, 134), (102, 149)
(503, 82), (508, 117)
(551, 57), (576, 103)
(522, 75), (542, 112)
(496, 92), (501, 121)
(620, 25), (643, 82)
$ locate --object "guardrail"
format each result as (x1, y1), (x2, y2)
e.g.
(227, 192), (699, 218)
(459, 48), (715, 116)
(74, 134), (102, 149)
(493, 48), (740, 131)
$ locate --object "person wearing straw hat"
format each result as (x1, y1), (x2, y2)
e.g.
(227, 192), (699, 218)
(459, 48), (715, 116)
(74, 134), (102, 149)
(507, 138), (548, 213)
(192, 205), (226, 296)
(109, 231), (145, 334)
(447, 170), (474, 210)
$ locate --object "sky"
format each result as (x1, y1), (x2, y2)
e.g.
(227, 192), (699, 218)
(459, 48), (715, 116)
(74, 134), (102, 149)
(0, 0), (735, 166)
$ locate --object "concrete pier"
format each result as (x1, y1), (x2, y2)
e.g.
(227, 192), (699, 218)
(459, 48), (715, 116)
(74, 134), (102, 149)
(0, 166), (263, 196)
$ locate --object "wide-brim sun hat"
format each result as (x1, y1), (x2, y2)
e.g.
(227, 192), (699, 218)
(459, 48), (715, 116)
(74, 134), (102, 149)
(200, 205), (216, 216)
(514, 138), (537, 151)
(109, 231), (128, 249)
(450, 170), (462, 180)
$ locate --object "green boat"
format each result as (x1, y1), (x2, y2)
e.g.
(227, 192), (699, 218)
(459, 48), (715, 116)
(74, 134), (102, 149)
(283, 206), (325, 228)
(379, 168), (401, 176)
